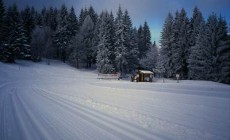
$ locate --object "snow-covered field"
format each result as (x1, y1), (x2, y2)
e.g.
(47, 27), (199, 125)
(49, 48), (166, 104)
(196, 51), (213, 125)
(0, 60), (230, 140)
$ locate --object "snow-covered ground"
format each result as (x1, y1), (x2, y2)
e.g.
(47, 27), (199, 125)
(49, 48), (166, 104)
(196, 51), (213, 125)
(0, 60), (230, 140)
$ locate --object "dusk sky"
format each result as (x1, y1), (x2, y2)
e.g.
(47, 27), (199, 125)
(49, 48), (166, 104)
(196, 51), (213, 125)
(3, 0), (230, 44)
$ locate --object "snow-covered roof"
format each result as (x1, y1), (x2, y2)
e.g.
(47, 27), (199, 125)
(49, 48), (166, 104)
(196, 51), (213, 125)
(139, 70), (153, 74)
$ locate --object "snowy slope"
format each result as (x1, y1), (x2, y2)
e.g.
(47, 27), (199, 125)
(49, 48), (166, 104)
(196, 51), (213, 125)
(0, 60), (230, 140)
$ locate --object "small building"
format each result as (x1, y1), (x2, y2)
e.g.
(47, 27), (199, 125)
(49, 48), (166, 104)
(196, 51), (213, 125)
(131, 70), (154, 82)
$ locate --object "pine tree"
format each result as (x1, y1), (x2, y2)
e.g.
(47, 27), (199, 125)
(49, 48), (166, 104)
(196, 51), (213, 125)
(68, 34), (83, 68)
(31, 6), (35, 18)
(189, 14), (222, 81)
(142, 21), (151, 57)
(3, 5), (25, 62)
(188, 22), (208, 80)
(91, 13), (103, 64)
(21, 6), (34, 38)
(79, 8), (88, 27)
(53, 4), (70, 62)
(188, 6), (205, 79)
(96, 11), (115, 73)
(67, 6), (78, 37)
(34, 11), (42, 26)
(159, 13), (174, 77)
(137, 25), (144, 58)
(170, 11), (180, 77)
(205, 14), (220, 81)
(171, 9), (191, 79)
(114, 6), (128, 74)
(190, 6), (204, 48)
(18, 24), (31, 59)
(41, 7), (48, 26)
(31, 26), (53, 61)
(140, 43), (158, 70)
(0, 0), (4, 41)
(80, 15), (94, 68)
(30, 26), (43, 62)
(47, 7), (58, 31)
(69, 10), (95, 68)
(88, 6), (98, 25)
(65, 7), (79, 64)
(128, 28), (139, 71)
(0, 0), (4, 23)
(108, 12), (116, 66)
(137, 21), (151, 59)
(123, 10), (139, 72)
(20, 6), (34, 59)
(0, 0), (5, 60)
(216, 17), (230, 83)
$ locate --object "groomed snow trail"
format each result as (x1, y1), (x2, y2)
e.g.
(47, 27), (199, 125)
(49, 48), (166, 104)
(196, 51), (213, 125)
(0, 60), (230, 140)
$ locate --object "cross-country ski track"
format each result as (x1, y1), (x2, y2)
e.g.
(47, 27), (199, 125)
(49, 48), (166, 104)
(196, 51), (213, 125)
(0, 60), (230, 140)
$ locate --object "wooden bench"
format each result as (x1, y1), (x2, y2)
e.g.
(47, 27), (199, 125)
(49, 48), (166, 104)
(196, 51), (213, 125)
(97, 73), (120, 80)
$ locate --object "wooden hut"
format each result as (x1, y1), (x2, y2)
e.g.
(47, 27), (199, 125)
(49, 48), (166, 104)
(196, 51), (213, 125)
(131, 70), (153, 82)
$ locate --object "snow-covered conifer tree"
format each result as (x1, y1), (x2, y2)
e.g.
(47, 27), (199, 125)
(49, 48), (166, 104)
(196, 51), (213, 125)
(107, 12), (116, 66)
(41, 7), (48, 26)
(142, 21), (151, 57)
(68, 34), (84, 68)
(190, 6), (204, 48)
(159, 12), (174, 77)
(0, 0), (5, 60)
(20, 6), (35, 59)
(47, 7), (58, 31)
(3, 4), (23, 62)
(34, 11), (42, 26)
(128, 28), (139, 71)
(80, 15), (94, 68)
(137, 25), (144, 58)
(79, 8), (88, 27)
(216, 17), (230, 83)
(114, 6), (128, 74)
(205, 14), (220, 81)
(53, 4), (70, 62)
(188, 6), (205, 79)
(69, 13), (94, 68)
(137, 21), (151, 59)
(30, 26), (53, 61)
(91, 14), (103, 64)
(0, 0), (4, 42)
(189, 14), (227, 81)
(96, 11), (115, 73)
(88, 6), (98, 25)
(67, 6), (78, 37)
(21, 6), (35, 39)
(140, 43), (158, 70)
(123, 10), (139, 72)
(171, 9), (190, 79)
(66, 6), (79, 63)
(188, 22), (208, 80)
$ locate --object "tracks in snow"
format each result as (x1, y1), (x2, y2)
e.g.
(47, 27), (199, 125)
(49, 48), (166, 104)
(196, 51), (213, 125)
(0, 80), (229, 140)
(0, 83), (168, 140)
(32, 88), (168, 140)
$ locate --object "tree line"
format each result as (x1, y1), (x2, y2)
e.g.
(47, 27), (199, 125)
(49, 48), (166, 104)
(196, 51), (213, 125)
(0, 0), (155, 75)
(158, 7), (230, 84)
(0, 0), (229, 84)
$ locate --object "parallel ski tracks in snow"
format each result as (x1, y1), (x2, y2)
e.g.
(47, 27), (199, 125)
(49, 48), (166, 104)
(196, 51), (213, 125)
(0, 88), (25, 140)
(1, 61), (229, 140)
(33, 88), (169, 140)
(0, 91), (7, 140)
